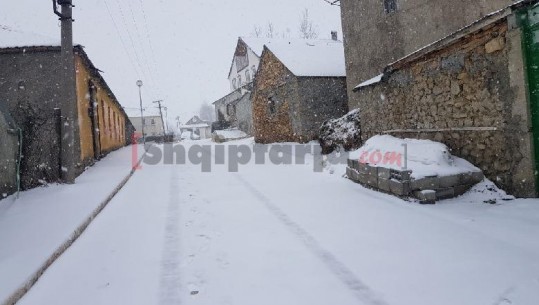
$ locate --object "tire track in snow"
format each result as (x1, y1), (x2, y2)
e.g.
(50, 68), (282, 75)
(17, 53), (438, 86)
(158, 167), (182, 305)
(235, 174), (388, 305)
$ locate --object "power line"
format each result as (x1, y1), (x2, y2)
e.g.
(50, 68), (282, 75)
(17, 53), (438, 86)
(124, 0), (161, 95)
(103, 0), (143, 80)
(112, 0), (157, 98)
(137, 0), (163, 85)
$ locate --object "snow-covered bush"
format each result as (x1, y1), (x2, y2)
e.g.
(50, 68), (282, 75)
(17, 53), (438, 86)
(319, 109), (361, 154)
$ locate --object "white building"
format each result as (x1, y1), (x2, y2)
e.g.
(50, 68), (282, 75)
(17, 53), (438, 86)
(126, 109), (165, 138)
(227, 37), (269, 91)
(179, 116), (211, 140)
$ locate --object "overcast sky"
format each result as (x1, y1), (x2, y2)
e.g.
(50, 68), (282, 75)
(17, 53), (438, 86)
(1, 0), (342, 123)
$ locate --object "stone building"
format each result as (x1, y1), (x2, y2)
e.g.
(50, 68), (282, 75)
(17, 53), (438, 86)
(0, 103), (18, 198)
(353, 1), (539, 197)
(339, 0), (512, 110)
(0, 30), (131, 193)
(252, 39), (348, 143)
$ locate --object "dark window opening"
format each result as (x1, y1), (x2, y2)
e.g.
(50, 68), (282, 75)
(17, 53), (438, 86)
(268, 97), (277, 114)
(384, 0), (398, 14)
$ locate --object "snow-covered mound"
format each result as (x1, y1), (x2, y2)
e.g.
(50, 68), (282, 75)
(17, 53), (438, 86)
(319, 109), (361, 154)
(212, 128), (248, 143)
(349, 135), (481, 179)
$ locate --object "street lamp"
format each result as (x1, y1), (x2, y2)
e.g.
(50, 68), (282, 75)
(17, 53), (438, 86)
(136, 80), (146, 143)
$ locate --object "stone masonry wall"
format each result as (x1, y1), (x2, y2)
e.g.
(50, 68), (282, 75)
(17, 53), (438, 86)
(341, 0), (512, 112)
(295, 77), (349, 142)
(0, 107), (18, 198)
(356, 21), (536, 197)
(252, 50), (299, 143)
(0, 50), (64, 190)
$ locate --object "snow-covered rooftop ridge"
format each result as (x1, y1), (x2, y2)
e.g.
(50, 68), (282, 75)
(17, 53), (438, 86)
(0, 25), (59, 49)
(263, 39), (346, 77)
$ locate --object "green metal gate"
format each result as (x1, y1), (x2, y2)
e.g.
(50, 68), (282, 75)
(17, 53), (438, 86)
(520, 3), (539, 194)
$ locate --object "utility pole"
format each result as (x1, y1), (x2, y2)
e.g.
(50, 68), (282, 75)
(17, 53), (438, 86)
(53, 0), (77, 183)
(136, 80), (146, 143)
(153, 100), (166, 136)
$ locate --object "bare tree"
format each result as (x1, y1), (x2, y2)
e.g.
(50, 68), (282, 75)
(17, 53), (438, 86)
(266, 22), (277, 38)
(299, 9), (319, 39)
(252, 25), (263, 38)
(199, 102), (215, 122)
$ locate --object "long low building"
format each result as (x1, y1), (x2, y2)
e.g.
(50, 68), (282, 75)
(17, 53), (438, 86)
(0, 27), (133, 195)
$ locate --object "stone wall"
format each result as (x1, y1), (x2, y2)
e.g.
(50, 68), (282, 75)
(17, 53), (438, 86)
(340, 0), (512, 112)
(0, 105), (18, 198)
(356, 21), (536, 197)
(0, 49), (64, 189)
(252, 50), (299, 143)
(234, 92), (253, 135)
(295, 77), (349, 142)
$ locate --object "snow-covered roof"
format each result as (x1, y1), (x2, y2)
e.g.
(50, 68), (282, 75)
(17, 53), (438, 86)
(264, 39), (346, 77)
(179, 123), (210, 129)
(125, 108), (161, 118)
(0, 25), (59, 49)
(354, 74), (384, 90)
(239, 37), (273, 57)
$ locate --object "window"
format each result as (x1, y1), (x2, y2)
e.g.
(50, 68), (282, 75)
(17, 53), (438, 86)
(232, 78), (237, 89)
(268, 97), (276, 114)
(384, 0), (397, 14)
(227, 104), (235, 116)
(238, 75), (242, 87)
(251, 66), (256, 78)
(151, 118), (156, 125)
(246, 70), (251, 83)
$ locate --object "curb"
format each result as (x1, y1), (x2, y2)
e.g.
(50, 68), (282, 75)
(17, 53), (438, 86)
(3, 145), (149, 305)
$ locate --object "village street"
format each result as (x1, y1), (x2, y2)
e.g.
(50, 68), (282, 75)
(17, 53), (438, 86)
(10, 140), (539, 305)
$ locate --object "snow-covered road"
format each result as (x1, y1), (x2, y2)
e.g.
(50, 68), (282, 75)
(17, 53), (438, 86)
(17, 139), (539, 305)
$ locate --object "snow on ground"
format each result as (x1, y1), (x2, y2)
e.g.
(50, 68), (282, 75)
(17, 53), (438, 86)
(0, 144), (143, 303)
(6, 139), (539, 305)
(350, 135), (481, 179)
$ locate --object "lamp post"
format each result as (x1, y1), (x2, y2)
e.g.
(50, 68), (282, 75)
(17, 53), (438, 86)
(136, 80), (145, 143)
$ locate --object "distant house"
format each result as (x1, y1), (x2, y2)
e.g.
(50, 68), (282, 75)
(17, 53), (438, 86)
(252, 39), (348, 143)
(213, 37), (275, 135)
(128, 109), (165, 139)
(0, 28), (132, 193)
(352, 1), (539, 197)
(179, 115), (211, 140)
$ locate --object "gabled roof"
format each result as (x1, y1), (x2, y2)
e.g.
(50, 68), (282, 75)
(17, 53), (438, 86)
(212, 88), (243, 105)
(263, 39), (346, 77)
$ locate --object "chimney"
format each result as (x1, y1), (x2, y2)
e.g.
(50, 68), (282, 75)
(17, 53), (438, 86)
(331, 31), (338, 41)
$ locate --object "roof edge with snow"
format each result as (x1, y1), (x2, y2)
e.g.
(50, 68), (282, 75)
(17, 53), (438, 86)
(353, 0), (539, 92)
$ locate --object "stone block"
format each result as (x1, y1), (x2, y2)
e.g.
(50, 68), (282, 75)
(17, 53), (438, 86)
(377, 167), (391, 180)
(414, 190), (436, 204)
(357, 162), (370, 174)
(459, 171), (484, 185)
(389, 179), (411, 196)
(357, 171), (369, 185)
(436, 187), (455, 200)
(485, 37), (505, 54)
(410, 176), (440, 191)
(390, 169), (412, 182)
(439, 174), (460, 188)
(346, 167), (358, 182)
(378, 177), (391, 192)
(454, 184), (472, 197)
